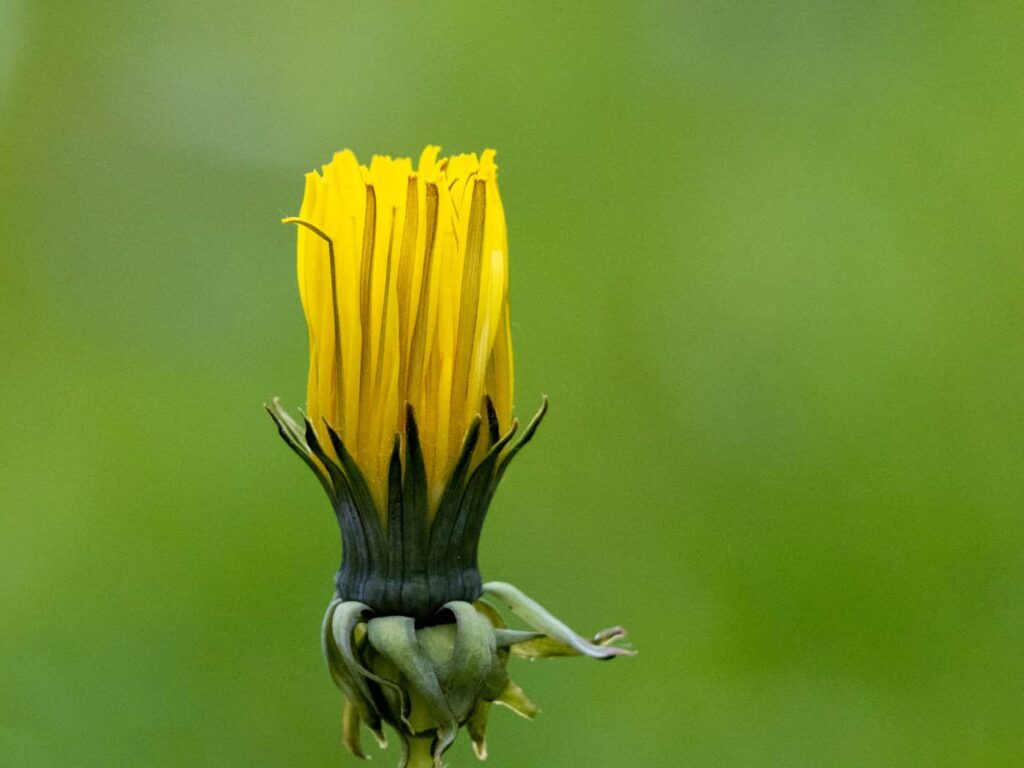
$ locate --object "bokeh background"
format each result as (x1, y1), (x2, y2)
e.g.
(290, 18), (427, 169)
(2, 3), (1023, 767)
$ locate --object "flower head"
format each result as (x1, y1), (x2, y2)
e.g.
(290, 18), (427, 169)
(270, 146), (544, 618)
(268, 147), (632, 767)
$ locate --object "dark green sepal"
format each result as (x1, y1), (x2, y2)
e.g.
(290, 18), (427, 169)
(301, 419), (366, 592)
(323, 422), (387, 559)
(265, 399), (335, 501)
(493, 396), (548, 488)
(426, 415), (483, 611)
(447, 419), (518, 598)
(400, 405), (430, 615)
(324, 421), (389, 606)
(304, 419), (383, 606)
(385, 435), (405, 611)
(483, 395), (501, 447)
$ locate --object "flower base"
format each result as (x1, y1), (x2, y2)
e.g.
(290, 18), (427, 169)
(323, 581), (634, 767)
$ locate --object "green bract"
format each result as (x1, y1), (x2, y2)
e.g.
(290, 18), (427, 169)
(323, 583), (633, 767)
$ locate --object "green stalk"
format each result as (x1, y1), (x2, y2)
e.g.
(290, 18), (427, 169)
(404, 737), (435, 768)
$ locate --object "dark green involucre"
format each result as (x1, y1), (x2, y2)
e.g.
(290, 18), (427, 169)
(267, 397), (634, 767)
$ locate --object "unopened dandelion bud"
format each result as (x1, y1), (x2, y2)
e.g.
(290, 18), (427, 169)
(268, 147), (634, 767)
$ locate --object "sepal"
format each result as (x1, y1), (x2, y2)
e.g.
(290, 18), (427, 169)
(265, 398), (334, 499)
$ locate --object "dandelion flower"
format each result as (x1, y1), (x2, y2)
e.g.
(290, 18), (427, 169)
(268, 147), (633, 767)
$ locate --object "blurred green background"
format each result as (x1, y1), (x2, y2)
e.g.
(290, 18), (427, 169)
(2, 3), (1022, 766)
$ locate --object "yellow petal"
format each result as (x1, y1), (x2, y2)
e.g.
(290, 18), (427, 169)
(289, 148), (514, 515)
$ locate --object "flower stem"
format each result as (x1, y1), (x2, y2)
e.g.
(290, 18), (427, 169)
(405, 737), (435, 768)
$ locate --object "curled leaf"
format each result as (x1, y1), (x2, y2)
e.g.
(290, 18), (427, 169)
(322, 600), (384, 744)
(367, 616), (458, 767)
(483, 582), (635, 659)
(440, 601), (498, 722)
